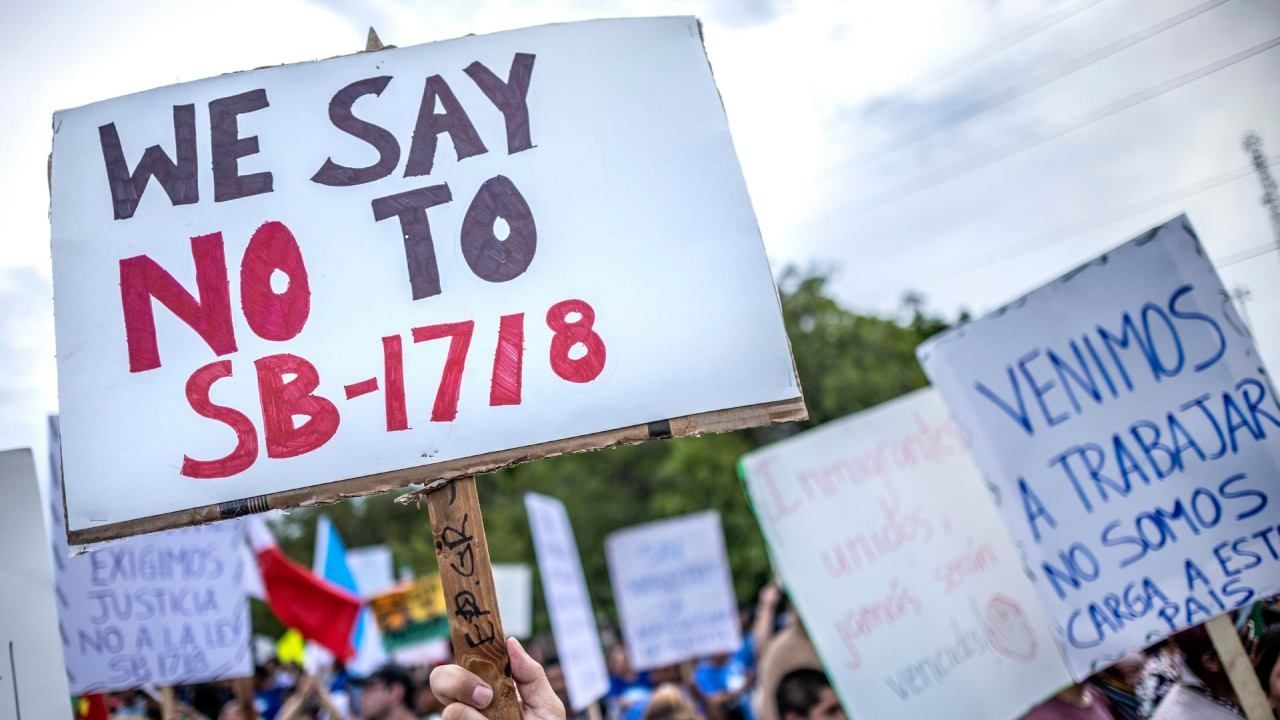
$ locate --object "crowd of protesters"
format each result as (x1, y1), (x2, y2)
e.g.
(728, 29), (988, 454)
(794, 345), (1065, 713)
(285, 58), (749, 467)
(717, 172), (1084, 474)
(72, 591), (1280, 720)
(78, 581), (847, 720)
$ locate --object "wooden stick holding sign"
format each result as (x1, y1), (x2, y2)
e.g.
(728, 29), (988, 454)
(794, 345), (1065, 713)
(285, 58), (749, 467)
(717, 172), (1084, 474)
(1206, 615), (1272, 720)
(426, 476), (521, 720)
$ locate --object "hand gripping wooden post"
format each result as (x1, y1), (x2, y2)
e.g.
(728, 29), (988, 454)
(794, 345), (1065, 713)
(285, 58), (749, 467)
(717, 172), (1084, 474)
(426, 477), (522, 720)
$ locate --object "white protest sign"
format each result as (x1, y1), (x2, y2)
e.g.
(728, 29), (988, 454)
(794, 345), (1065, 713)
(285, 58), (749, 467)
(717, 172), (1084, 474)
(493, 563), (533, 640)
(50, 16), (802, 543)
(0, 449), (72, 720)
(347, 544), (397, 598)
(606, 510), (741, 670)
(50, 416), (253, 692)
(919, 215), (1280, 678)
(525, 493), (608, 711)
(740, 389), (1071, 719)
(53, 523), (254, 693)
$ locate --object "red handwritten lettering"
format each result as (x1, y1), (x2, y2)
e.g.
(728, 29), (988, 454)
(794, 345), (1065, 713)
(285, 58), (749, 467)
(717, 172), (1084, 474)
(255, 353), (340, 458)
(120, 233), (236, 373)
(181, 359), (257, 478)
(935, 540), (999, 594)
(834, 580), (923, 670)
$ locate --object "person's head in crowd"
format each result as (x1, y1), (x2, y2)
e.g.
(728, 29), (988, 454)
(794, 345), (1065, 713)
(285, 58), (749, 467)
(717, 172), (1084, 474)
(649, 664), (684, 686)
(360, 664), (417, 719)
(1101, 653), (1145, 690)
(190, 682), (229, 719)
(254, 664), (272, 691)
(545, 656), (571, 708)
(775, 669), (844, 720)
(610, 644), (634, 678)
(1254, 628), (1280, 711)
(1171, 626), (1238, 703)
(414, 666), (446, 719)
(644, 683), (701, 720)
(705, 652), (732, 668)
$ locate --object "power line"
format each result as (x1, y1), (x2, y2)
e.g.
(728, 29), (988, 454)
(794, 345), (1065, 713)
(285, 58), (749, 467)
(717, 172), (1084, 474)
(1217, 242), (1278, 268)
(942, 155), (1279, 279)
(866, 0), (1110, 116)
(848, 36), (1280, 217)
(858, 0), (1234, 166)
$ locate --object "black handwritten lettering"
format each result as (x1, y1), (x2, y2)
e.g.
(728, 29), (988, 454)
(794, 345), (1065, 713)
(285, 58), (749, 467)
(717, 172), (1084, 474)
(465, 620), (497, 648)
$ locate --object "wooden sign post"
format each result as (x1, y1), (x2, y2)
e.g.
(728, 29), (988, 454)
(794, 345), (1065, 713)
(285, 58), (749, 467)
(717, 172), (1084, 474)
(1206, 614), (1272, 720)
(426, 477), (521, 720)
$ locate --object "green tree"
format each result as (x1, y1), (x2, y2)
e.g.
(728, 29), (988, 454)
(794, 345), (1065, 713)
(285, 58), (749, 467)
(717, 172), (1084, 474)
(262, 268), (957, 639)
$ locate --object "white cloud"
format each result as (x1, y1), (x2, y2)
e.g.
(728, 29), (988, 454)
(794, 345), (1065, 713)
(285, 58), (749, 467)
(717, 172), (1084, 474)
(1, 0), (1277, 453)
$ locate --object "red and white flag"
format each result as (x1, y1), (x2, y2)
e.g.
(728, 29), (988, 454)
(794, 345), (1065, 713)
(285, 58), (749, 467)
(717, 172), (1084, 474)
(245, 516), (361, 660)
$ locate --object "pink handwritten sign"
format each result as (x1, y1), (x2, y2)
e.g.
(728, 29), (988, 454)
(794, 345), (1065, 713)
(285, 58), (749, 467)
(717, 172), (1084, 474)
(741, 389), (1071, 719)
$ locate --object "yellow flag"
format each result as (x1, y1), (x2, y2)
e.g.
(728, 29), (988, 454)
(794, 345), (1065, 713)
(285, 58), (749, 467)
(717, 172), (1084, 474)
(276, 628), (306, 665)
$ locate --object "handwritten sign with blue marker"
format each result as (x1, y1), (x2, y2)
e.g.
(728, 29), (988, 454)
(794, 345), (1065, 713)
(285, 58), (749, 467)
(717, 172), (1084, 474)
(606, 511), (741, 670)
(48, 417), (254, 693)
(918, 215), (1280, 678)
(53, 523), (254, 693)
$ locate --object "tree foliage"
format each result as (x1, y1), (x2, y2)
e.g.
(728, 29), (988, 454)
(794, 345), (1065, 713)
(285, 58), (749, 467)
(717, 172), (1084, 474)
(262, 268), (955, 639)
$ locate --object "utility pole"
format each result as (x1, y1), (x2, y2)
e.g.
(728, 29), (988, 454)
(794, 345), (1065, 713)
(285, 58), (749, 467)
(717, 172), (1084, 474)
(1243, 131), (1280, 251)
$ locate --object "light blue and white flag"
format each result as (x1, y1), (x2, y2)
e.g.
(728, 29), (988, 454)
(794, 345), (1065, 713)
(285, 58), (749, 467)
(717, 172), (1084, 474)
(314, 515), (388, 676)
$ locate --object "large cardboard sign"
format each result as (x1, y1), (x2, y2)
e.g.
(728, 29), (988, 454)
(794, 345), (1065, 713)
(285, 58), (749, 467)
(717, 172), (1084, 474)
(47, 418), (253, 693)
(525, 493), (608, 711)
(740, 389), (1072, 719)
(918, 216), (1280, 677)
(606, 511), (740, 670)
(0, 449), (73, 720)
(50, 16), (804, 543)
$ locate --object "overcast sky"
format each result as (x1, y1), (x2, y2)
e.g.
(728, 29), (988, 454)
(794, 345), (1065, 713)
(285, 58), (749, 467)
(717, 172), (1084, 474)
(2, 0), (1278, 455)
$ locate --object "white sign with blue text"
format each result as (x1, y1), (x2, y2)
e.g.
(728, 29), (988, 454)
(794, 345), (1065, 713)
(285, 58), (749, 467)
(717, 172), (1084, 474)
(49, 417), (254, 693)
(53, 523), (254, 693)
(525, 493), (608, 711)
(607, 510), (741, 670)
(918, 215), (1280, 678)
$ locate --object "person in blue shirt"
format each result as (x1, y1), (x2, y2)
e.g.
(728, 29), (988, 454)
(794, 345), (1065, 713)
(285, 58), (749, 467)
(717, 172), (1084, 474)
(608, 644), (655, 720)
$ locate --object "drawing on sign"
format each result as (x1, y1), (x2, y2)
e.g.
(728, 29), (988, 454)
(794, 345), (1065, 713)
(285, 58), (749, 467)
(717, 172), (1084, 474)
(985, 595), (1036, 663)
(918, 215), (1280, 678)
(51, 17), (803, 543)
